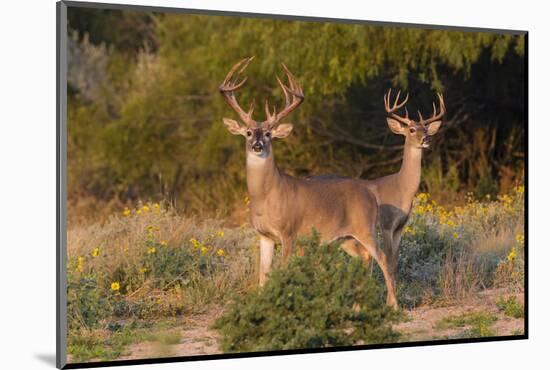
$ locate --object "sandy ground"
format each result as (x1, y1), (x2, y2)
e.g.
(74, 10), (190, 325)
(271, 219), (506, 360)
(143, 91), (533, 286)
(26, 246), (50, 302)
(395, 288), (524, 342)
(119, 288), (524, 360)
(118, 308), (224, 360)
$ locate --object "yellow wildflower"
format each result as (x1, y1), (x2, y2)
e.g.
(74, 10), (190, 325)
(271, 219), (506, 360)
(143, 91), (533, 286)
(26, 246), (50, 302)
(200, 246), (208, 255)
(76, 256), (84, 272)
(140, 267), (148, 273)
(189, 238), (200, 248)
(217, 248), (226, 257)
(137, 209), (142, 215)
(403, 226), (415, 235)
(142, 205), (150, 213)
(160, 240), (167, 246)
(447, 220), (456, 227)
(146, 226), (159, 236)
(417, 193), (429, 203)
(91, 247), (100, 257)
(153, 203), (160, 209)
(453, 232), (459, 239)
(507, 248), (517, 262)
(515, 186), (524, 195)
(147, 247), (157, 254)
(111, 282), (120, 291)
(498, 194), (512, 205)
(122, 208), (131, 217)
(217, 230), (225, 237)
(516, 233), (524, 245)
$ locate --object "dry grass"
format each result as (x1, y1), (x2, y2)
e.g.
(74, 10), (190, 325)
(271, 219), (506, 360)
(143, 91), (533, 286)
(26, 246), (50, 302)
(397, 187), (524, 307)
(67, 202), (260, 337)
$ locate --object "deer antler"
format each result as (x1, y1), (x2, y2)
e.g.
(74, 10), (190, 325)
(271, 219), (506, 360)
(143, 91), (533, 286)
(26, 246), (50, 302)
(219, 57), (256, 127)
(384, 88), (411, 126)
(418, 93), (445, 125)
(265, 63), (304, 128)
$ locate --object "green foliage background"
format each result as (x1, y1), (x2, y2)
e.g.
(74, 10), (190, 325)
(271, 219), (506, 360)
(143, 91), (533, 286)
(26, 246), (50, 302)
(67, 8), (525, 218)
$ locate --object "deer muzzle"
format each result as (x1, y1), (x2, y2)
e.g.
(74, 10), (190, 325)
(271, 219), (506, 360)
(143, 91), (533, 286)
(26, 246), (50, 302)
(252, 141), (264, 153)
(421, 136), (432, 148)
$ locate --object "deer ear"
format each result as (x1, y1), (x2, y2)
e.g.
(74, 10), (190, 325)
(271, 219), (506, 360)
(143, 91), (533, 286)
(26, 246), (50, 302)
(426, 121), (442, 136)
(271, 123), (293, 138)
(223, 118), (247, 136)
(386, 118), (408, 135)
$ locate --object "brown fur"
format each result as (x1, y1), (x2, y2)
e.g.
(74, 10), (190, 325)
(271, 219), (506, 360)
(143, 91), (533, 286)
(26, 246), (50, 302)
(220, 59), (399, 307)
(244, 147), (397, 307)
(358, 92), (444, 298)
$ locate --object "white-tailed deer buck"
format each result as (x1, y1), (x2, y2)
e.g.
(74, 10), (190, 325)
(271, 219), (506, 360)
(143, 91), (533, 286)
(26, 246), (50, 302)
(219, 57), (398, 307)
(362, 89), (446, 297)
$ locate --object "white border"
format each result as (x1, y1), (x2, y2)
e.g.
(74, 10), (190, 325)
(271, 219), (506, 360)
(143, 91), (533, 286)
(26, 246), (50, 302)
(1, 0), (547, 369)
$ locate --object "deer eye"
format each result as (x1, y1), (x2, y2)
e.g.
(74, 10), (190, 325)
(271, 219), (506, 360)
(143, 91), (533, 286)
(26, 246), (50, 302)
(409, 127), (417, 134)
(265, 131), (271, 138)
(246, 130), (252, 137)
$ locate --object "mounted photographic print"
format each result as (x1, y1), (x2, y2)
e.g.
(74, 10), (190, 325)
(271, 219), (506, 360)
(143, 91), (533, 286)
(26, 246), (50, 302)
(56, 1), (528, 368)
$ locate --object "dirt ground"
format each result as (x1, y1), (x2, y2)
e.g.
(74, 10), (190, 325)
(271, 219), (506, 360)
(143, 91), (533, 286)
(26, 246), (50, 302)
(119, 288), (524, 360)
(118, 308), (224, 360)
(395, 288), (524, 342)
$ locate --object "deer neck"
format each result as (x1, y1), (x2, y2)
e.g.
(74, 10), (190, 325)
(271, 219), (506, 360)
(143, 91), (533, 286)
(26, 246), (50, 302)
(246, 151), (280, 201)
(396, 138), (423, 201)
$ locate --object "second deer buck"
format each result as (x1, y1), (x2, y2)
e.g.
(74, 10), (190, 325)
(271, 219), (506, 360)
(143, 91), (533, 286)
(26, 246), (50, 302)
(360, 89), (446, 298)
(219, 57), (398, 307)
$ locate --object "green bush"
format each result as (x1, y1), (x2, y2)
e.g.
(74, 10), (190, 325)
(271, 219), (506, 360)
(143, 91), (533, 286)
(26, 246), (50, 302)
(496, 296), (524, 318)
(435, 311), (497, 338)
(67, 271), (110, 329)
(213, 231), (400, 352)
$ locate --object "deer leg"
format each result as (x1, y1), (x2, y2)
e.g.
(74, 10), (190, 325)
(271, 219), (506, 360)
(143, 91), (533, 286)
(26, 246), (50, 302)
(353, 233), (398, 308)
(382, 229), (398, 295)
(259, 236), (275, 286)
(390, 229), (403, 281)
(340, 239), (361, 258)
(281, 236), (294, 264)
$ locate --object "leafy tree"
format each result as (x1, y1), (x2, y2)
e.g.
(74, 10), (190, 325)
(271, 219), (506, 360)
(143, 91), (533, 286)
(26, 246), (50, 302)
(67, 8), (525, 218)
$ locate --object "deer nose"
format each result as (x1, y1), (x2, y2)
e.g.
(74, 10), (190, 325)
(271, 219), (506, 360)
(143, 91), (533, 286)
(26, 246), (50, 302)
(252, 141), (264, 152)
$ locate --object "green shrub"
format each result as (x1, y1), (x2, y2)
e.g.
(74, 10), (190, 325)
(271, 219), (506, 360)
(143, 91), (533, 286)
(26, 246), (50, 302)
(464, 312), (497, 337)
(397, 227), (451, 307)
(435, 311), (497, 338)
(496, 296), (524, 318)
(213, 231), (401, 352)
(67, 271), (110, 329)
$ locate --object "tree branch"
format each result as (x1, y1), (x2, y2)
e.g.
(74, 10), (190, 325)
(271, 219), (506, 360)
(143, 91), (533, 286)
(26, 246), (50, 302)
(309, 117), (403, 151)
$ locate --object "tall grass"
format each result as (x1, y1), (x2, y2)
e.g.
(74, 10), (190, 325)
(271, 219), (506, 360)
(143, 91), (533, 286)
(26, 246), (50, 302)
(397, 186), (524, 307)
(67, 202), (259, 332)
